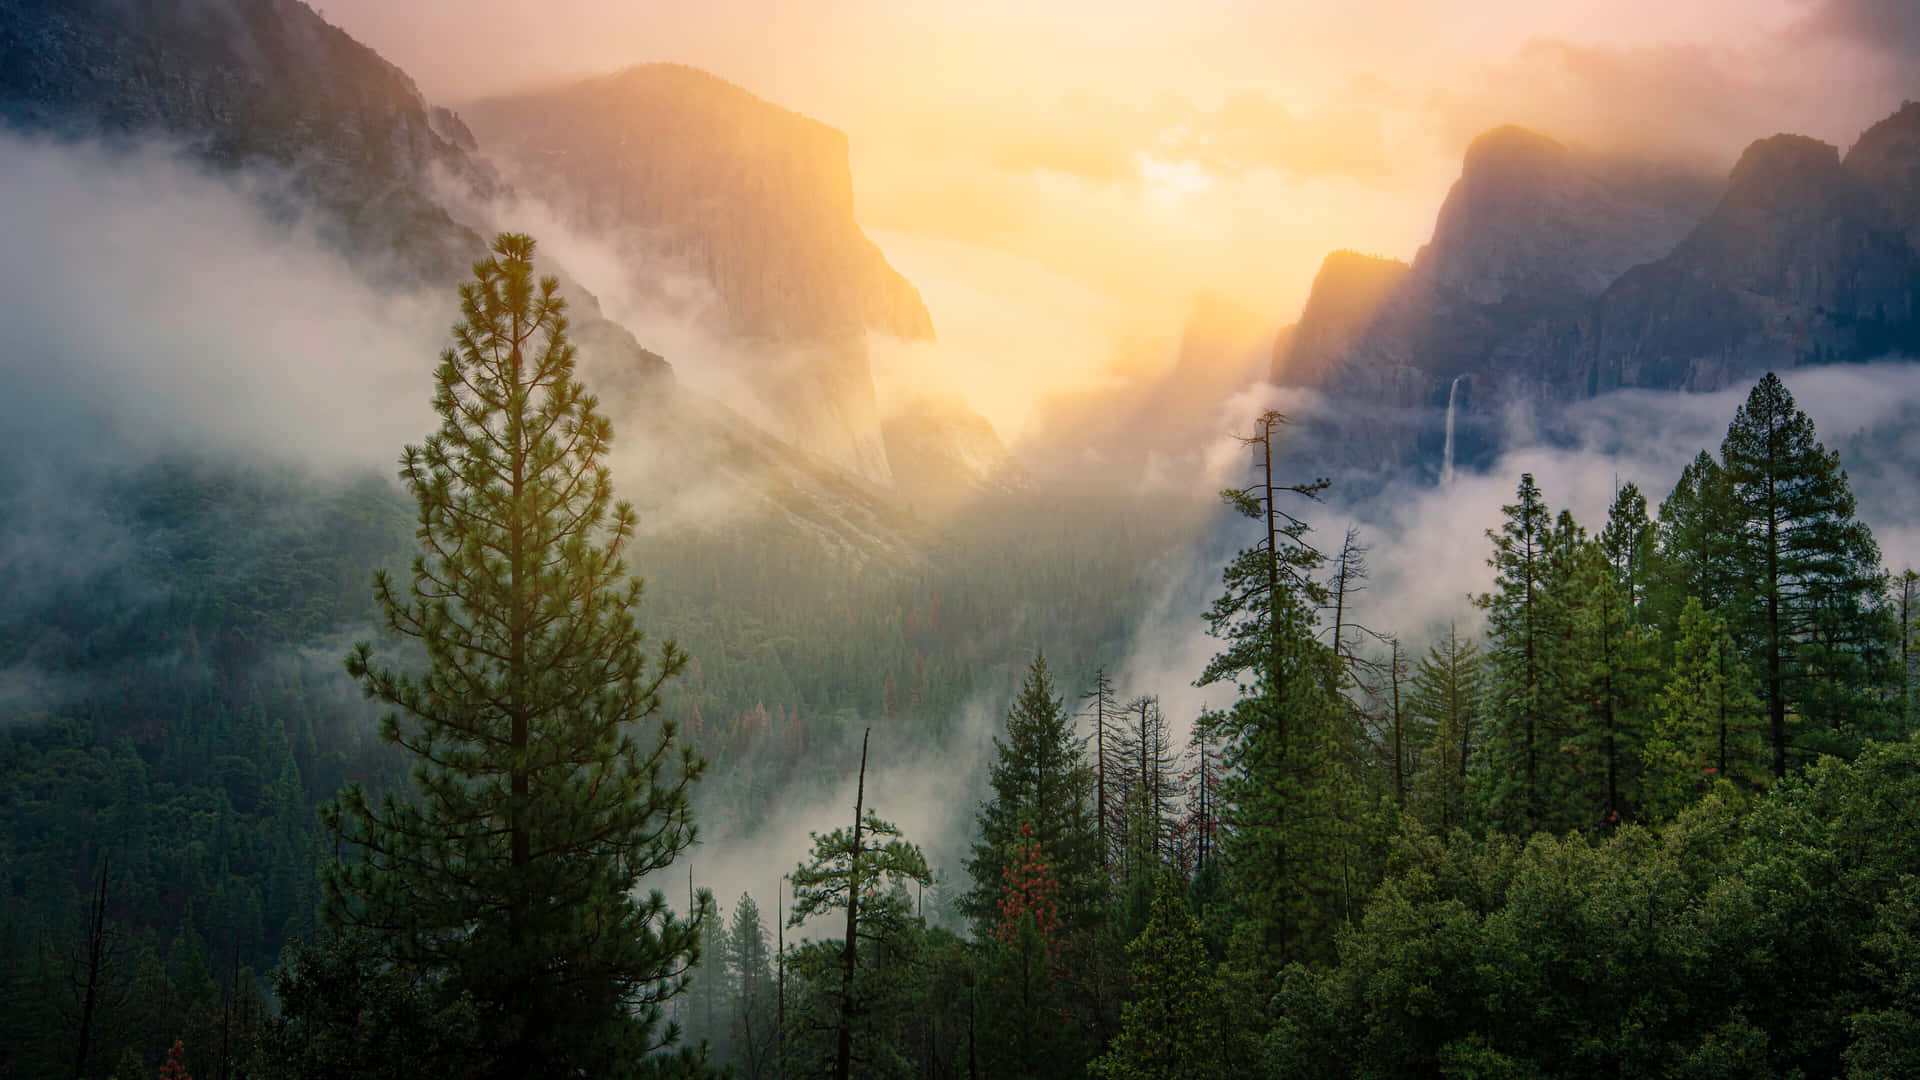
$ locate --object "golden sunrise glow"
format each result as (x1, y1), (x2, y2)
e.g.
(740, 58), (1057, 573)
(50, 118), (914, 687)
(318, 0), (1913, 437)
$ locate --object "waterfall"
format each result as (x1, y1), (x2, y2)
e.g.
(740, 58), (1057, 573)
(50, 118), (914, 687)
(1440, 375), (1463, 487)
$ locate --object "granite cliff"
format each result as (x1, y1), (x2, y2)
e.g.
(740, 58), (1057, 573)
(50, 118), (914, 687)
(0, 0), (929, 565)
(1272, 109), (1920, 479)
(463, 65), (937, 486)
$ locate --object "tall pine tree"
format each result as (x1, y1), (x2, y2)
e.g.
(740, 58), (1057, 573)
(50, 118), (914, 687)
(1644, 597), (1765, 819)
(1475, 473), (1565, 833)
(1717, 373), (1889, 774)
(1409, 625), (1483, 833)
(323, 234), (705, 1078)
(1198, 411), (1361, 967)
(961, 653), (1099, 933)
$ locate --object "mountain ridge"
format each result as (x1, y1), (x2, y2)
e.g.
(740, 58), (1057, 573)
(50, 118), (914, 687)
(0, 0), (934, 566)
(1270, 107), (1920, 478)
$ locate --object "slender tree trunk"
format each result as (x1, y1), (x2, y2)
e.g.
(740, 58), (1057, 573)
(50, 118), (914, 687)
(72, 853), (109, 1080)
(1524, 528), (1538, 829)
(1095, 674), (1109, 872)
(507, 316), (533, 1071)
(1390, 640), (1406, 806)
(1767, 462), (1786, 779)
(836, 730), (870, 1080)
(776, 882), (786, 1080)
(1604, 595), (1619, 825)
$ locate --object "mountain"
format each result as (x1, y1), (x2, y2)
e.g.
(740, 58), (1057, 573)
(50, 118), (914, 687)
(1279, 127), (1715, 405)
(0, 0), (497, 283)
(1579, 133), (1920, 395)
(462, 64), (935, 485)
(0, 0), (927, 566)
(1271, 110), (1920, 478)
(1847, 101), (1920, 255)
(465, 64), (931, 346)
(1272, 250), (1407, 389)
(881, 398), (1026, 514)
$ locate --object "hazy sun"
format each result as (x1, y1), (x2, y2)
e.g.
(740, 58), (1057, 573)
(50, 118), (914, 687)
(1135, 152), (1214, 203)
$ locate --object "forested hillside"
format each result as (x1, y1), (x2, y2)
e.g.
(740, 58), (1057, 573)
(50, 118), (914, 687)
(9, 237), (1917, 1079)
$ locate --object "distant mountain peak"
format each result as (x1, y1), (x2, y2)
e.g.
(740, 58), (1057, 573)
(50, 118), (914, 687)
(464, 65), (933, 346)
(1272, 251), (1408, 387)
(1723, 133), (1846, 207)
(1846, 100), (1920, 253)
(1458, 124), (1569, 179)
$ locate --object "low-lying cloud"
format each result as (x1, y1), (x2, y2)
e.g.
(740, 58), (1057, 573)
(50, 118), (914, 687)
(0, 135), (444, 474)
(1105, 362), (1920, 728)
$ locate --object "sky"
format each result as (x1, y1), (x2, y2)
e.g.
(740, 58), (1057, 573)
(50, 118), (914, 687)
(320, 0), (1920, 336)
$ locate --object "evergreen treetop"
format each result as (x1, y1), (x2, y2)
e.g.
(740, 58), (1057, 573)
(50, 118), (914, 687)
(322, 233), (705, 1078)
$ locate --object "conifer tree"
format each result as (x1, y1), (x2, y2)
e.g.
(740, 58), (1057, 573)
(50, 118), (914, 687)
(1601, 482), (1657, 613)
(323, 234), (705, 1078)
(1717, 373), (1889, 774)
(685, 898), (733, 1063)
(787, 733), (931, 1080)
(1198, 411), (1360, 966)
(1475, 473), (1564, 833)
(1564, 535), (1654, 827)
(1080, 667), (1120, 874)
(961, 653), (1099, 932)
(1644, 598), (1765, 819)
(979, 823), (1080, 1079)
(1087, 878), (1224, 1080)
(1409, 625), (1483, 833)
(723, 894), (778, 1080)
(1649, 452), (1740, 637)
(1897, 569), (1920, 728)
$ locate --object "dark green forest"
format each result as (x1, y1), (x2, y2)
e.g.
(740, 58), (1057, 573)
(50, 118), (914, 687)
(5, 238), (1920, 1079)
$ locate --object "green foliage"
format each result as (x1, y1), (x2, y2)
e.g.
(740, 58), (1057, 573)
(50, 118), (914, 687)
(1644, 598), (1767, 818)
(1476, 473), (1572, 833)
(321, 234), (705, 1077)
(258, 930), (481, 1079)
(1272, 737), (1920, 1078)
(1199, 413), (1368, 969)
(962, 652), (1100, 932)
(1718, 372), (1892, 772)
(722, 893), (780, 1080)
(1408, 626), (1483, 833)
(1561, 530), (1656, 827)
(1088, 877), (1225, 1080)
(784, 882), (928, 1080)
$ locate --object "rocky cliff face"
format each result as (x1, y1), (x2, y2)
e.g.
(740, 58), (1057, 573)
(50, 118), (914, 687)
(1580, 134), (1920, 395)
(0, 0), (504, 284)
(1270, 109), (1920, 480)
(1847, 101), (1920, 255)
(1272, 250), (1408, 388)
(466, 64), (932, 346)
(463, 64), (935, 486)
(1289, 127), (1715, 414)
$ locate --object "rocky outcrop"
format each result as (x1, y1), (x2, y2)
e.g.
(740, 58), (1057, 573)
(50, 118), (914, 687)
(1272, 251), (1408, 388)
(1847, 101), (1920, 255)
(463, 64), (935, 486)
(1579, 134), (1920, 394)
(0, 0), (934, 564)
(0, 0), (504, 284)
(1267, 109), (1920, 480)
(1288, 127), (1716, 413)
(464, 64), (932, 345)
